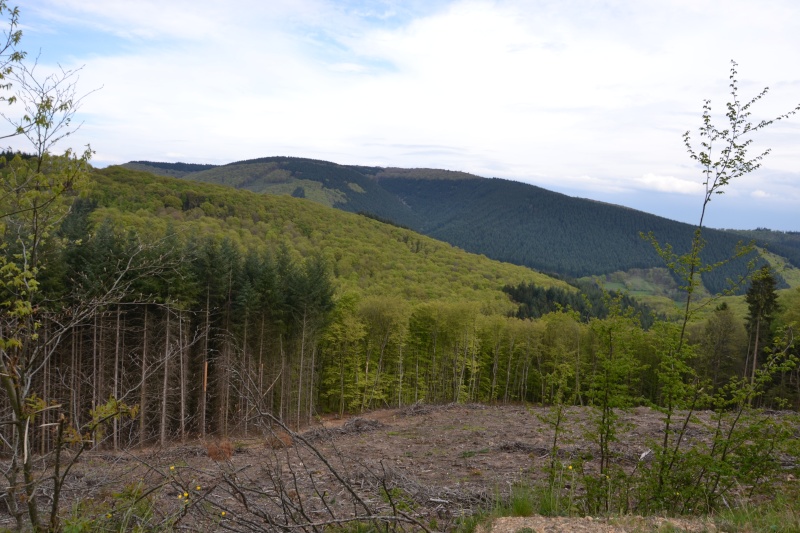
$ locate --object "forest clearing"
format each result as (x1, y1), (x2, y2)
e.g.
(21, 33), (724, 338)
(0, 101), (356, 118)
(3, 403), (795, 531)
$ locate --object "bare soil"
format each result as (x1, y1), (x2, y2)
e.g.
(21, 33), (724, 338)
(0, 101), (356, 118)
(308, 403), (724, 532)
(8, 404), (798, 531)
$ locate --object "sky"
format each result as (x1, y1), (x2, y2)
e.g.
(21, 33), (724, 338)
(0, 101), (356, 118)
(5, 0), (800, 230)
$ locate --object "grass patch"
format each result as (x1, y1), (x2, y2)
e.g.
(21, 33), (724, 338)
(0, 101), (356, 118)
(379, 487), (417, 512)
(713, 494), (800, 532)
(460, 448), (490, 458)
(509, 484), (536, 517)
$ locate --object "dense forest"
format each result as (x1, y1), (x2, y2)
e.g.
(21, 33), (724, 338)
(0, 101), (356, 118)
(503, 279), (662, 328)
(4, 159), (799, 461)
(127, 157), (795, 292)
(730, 227), (800, 267)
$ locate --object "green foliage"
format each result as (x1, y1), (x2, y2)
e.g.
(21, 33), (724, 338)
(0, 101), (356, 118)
(379, 486), (416, 513)
(91, 165), (564, 309)
(60, 480), (166, 532)
(1, 150), (93, 531)
(746, 266), (780, 333)
(693, 302), (748, 392)
(503, 279), (660, 328)
(130, 155), (785, 292)
(631, 61), (800, 517)
(731, 228), (800, 273)
(125, 160), (216, 177)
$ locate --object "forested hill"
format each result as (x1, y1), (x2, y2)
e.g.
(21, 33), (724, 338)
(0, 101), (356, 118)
(125, 157), (794, 293)
(90, 165), (567, 309)
(728, 228), (800, 269)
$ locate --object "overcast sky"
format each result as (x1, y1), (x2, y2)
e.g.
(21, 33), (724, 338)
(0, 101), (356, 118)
(7, 1), (800, 230)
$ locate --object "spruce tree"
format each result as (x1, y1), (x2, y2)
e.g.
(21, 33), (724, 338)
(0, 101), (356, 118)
(745, 265), (779, 386)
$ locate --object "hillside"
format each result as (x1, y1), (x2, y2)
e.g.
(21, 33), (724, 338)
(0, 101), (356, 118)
(92, 165), (568, 310)
(729, 228), (800, 269)
(125, 157), (793, 295)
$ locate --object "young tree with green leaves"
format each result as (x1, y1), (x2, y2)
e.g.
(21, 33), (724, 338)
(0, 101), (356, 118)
(0, 5), (143, 529)
(638, 61), (800, 514)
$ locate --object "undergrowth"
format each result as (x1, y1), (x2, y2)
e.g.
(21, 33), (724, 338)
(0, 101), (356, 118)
(455, 477), (800, 533)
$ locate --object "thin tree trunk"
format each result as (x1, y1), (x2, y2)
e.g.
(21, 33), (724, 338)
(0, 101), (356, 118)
(308, 344), (316, 426)
(749, 317), (762, 401)
(221, 341), (229, 437)
(41, 323), (49, 454)
(92, 313), (99, 448)
(75, 328), (83, 429)
(160, 310), (170, 447)
(279, 334), (286, 424)
(490, 337), (499, 401)
(397, 344), (404, 407)
(339, 347), (346, 417)
(504, 336), (515, 404)
(139, 306), (149, 447)
(297, 311), (307, 429)
(414, 349), (420, 404)
(71, 328), (78, 432)
(179, 310), (186, 443)
(361, 342), (371, 412)
(751, 317), (761, 385)
(575, 334), (582, 406)
(200, 288), (210, 439)
(258, 316), (266, 413)
(242, 315), (249, 437)
(113, 306), (121, 451)
(368, 333), (390, 412)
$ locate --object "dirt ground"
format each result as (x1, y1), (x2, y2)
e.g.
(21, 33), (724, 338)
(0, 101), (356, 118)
(7, 403), (797, 531)
(309, 403), (724, 532)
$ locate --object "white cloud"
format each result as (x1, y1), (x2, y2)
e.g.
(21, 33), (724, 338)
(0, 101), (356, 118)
(634, 174), (704, 195)
(8, 0), (800, 229)
(751, 190), (771, 199)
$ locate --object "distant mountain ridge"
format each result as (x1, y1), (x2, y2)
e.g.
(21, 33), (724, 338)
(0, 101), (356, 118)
(123, 157), (800, 294)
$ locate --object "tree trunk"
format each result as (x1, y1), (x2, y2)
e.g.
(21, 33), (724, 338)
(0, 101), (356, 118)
(200, 288), (210, 439)
(139, 306), (149, 447)
(160, 310), (170, 446)
(71, 327), (79, 432)
(113, 305), (121, 451)
(308, 344), (316, 426)
(297, 311), (307, 429)
(40, 323), (49, 454)
(92, 313), (99, 448)
(749, 317), (762, 394)
(179, 310), (187, 443)
(242, 315), (249, 437)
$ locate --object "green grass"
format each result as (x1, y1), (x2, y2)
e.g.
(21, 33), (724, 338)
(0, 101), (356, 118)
(453, 480), (800, 533)
(713, 494), (800, 532)
(762, 248), (800, 288)
(459, 448), (490, 458)
(509, 485), (536, 517)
